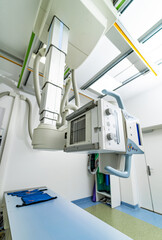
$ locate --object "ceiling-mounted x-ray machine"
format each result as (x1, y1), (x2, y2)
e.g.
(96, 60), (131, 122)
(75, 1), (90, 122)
(28, 1), (144, 178)
(64, 90), (144, 178)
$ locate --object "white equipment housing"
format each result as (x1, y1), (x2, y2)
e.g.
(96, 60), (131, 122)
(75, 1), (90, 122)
(65, 99), (126, 153)
(65, 93), (144, 178)
(65, 98), (143, 155)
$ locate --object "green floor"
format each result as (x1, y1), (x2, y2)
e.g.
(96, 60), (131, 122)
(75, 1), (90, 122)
(85, 204), (162, 240)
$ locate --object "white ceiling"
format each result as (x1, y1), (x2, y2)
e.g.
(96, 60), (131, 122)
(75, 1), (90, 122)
(0, 0), (40, 59)
(0, 0), (161, 103)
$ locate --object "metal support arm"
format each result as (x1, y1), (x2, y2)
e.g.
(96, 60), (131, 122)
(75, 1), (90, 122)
(104, 155), (132, 178)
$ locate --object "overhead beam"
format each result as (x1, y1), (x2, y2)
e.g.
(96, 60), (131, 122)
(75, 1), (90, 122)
(138, 19), (162, 44)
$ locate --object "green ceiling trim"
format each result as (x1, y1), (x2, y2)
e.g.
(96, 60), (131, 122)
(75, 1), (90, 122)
(17, 32), (35, 88)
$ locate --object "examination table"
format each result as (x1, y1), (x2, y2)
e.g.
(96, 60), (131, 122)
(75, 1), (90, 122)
(3, 188), (132, 240)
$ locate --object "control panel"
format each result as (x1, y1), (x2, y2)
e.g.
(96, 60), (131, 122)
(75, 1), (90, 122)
(99, 100), (125, 153)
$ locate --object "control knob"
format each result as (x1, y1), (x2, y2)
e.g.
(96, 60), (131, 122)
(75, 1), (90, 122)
(105, 108), (113, 115)
(107, 133), (114, 141)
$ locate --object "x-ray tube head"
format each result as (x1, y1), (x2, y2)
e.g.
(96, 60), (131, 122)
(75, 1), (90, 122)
(64, 96), (144, 178)
(65, 99), (126, 153)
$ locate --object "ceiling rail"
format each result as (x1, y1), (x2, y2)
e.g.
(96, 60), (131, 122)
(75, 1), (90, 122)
(80, 20), (161, 91)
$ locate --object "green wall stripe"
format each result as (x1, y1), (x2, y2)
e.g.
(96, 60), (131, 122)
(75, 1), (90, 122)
(17, 32), (35, 88)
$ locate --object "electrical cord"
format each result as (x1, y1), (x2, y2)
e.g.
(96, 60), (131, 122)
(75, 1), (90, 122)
(33, 47), (46, 108)
(71, 69), (80, 107)
(25, 98), (33, 140)
(87, 154), (99, 175)
(0, 92), (33, 141)
(0, 91), (10, 98)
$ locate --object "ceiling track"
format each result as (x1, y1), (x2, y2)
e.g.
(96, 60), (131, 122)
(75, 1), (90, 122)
(69, 90), (93, 102)
(98, 68), (149, 98)
(0, 55), (43, 76)
(0, 55), (22, 67)
(80, 20), (161, 92)
(113, 68), (149, 90)
(80, 49), (133, 90)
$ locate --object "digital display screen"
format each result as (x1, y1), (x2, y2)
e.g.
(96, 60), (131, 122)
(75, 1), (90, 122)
(136, 123), (141, 146)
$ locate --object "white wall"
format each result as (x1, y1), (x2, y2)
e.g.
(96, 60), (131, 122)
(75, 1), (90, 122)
(0, 83), (94, 205)
(124, 83), (162, 128)
(119, 71), (162, 207)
